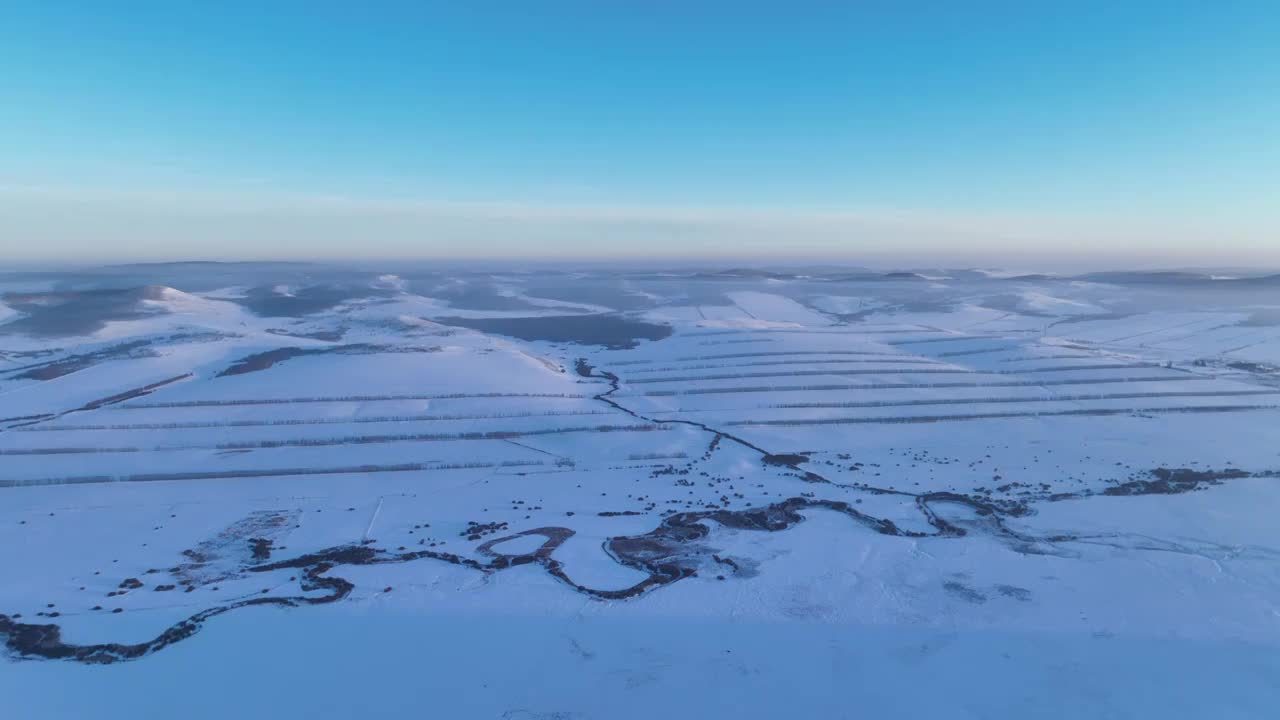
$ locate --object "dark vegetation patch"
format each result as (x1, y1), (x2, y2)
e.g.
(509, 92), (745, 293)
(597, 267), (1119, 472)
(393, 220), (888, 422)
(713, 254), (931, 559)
(216, 344), (439, 377)
(234, 285), (395, 318)
(265, 328), (347, 342)
(934, 346), (1020, 358)
(712, 555), (740, 571)
(995, 584), (1033, 601)
(1102, 467), (1253, 496)
(683, 328), (924, 338)
(942, 581), (988, 603)
(888, 335), (1000, 346)
(8, 340), (156, 380)
(0, 413), (56, 425)
(462, 521), (509, 541)
(0, 287), (168, 337)
(76, 375), (193, 412)
(175, 511), (300, 587)
(435, 314), (672, 349)
(248, 538), (274, 562)
(762, 453), (809, 467)
(1225, 361), (1278, 374)
(423, 282), (547, 311)
(0, 547), (359, 664)
(3, 374), (192, 431)
(4, 333), (222, 381)
(519, 280), (658, 311)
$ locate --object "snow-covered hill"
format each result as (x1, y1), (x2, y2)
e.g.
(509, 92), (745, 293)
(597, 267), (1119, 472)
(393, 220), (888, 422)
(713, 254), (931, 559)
(3, 264), (1279, 717)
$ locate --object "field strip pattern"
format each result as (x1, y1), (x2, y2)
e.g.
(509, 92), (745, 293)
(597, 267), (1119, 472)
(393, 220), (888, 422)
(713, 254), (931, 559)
(678, 328), (945, 337)
(622, 367), (976, 384)
(0, 459), (548, 488)
(115, 392), (588, 409)
(623, 357), (947, 373)
(619, 362), (1164, 385)
(646, 389), (1280, 414)
(0, 423), (670, 455)
(631, 374), (1207, 397)
(600, 332), (1278, 434)
(613, 350), (916, 366)
(724, 404), (1280, 427)
(17, 409), (617, 432)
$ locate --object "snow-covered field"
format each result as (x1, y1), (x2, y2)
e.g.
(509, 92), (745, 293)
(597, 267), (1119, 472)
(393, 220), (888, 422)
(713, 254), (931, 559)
(2, 264), (1279, 718)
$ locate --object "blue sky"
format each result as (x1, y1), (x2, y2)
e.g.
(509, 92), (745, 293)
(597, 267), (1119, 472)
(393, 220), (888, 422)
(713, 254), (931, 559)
(1, 1), (1277, 265)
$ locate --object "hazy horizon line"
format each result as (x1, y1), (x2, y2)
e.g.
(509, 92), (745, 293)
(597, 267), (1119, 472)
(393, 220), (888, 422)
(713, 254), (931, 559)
(3, 185), (1276, 271)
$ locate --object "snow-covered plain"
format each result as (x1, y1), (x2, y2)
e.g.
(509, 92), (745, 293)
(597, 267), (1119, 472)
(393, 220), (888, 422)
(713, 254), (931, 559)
(2, 264), (1279, 718)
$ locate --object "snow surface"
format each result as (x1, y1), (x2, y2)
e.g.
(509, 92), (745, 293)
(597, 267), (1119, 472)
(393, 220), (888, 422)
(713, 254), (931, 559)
(2, 266), (1279, 718)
